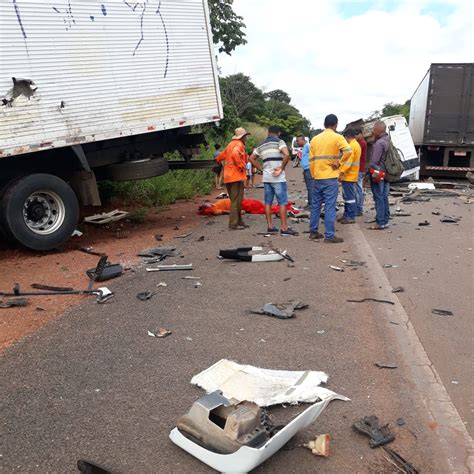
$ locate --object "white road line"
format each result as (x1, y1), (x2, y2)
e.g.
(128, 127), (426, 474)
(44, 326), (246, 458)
(349, 223), (474, 474)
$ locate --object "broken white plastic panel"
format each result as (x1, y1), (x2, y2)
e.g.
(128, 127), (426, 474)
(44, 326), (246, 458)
(169, 395), (344, 474)
(191, 359), (349, 407)
(408, 182), (436, 190)
(84, 209), (129, 225)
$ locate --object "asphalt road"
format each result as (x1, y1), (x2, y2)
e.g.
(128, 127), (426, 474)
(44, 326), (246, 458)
(360, 183), (474, 436)
(1, 169), (469, 473)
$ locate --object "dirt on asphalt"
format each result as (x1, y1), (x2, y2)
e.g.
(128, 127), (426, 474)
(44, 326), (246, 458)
(0, 168), (459, 473)
(0, 195), (217, 351)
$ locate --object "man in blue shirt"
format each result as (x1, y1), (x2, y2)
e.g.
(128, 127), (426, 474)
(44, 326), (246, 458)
(296, 135), (312, 208)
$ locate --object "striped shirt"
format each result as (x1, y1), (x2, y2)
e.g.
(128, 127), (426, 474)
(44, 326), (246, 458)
(254, 136), (288, 183)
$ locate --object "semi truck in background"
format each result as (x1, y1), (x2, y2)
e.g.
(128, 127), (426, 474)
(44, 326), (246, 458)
(0, 0), (222, 251)
(409, 63), (474, 177)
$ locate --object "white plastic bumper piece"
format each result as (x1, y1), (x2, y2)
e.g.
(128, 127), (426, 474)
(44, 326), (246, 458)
(169, 396), (340, 473)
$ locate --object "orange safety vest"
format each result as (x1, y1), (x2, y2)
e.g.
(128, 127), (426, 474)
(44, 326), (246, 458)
(217, 139), (248, 184)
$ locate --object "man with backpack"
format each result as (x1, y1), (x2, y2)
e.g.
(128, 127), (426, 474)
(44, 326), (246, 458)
(368, 121), (390, 230)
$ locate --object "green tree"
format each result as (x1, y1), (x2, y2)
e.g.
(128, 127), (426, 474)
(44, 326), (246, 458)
(208, 0), (247, 55)
(367, 100), (411, 121)
(264, 89), (291, 104)
(220, 74), (265, 121)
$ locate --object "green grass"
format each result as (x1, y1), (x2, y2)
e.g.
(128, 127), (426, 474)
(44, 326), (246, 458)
(99, 169), (214, 207)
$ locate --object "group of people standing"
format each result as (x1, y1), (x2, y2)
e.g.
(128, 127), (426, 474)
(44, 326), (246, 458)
(215, 114), (392, 241)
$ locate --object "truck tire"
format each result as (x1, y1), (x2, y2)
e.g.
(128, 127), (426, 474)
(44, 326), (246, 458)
(99, 157), (169, 182)
(0, 174), (79, 251)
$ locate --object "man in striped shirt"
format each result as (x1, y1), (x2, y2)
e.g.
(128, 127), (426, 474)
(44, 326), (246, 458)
(309, 114), (352, 243)
(249, 126), (298, 236)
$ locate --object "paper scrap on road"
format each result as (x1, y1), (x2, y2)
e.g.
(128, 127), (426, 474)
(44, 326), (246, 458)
(191, 359), (350, 407)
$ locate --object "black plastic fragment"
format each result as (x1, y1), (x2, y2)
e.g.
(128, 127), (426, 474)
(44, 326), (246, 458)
(431, 308), (453, 316)
(77, 459), (112, 474)
(0, 297), (29, 308)
(137, 291), (154, 301)
(353, 415), (395, 448)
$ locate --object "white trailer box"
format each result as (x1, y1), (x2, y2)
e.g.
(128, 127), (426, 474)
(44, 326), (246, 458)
(0, 0), (223, 251)
(0, 0), (222, 157)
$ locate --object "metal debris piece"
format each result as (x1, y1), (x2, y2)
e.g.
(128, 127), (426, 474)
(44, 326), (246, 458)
(148, 328), (172, 338)
(383, 447), (419, 474)
(77, 246), (106, 257)
(353, 415), (395, 448)
(347, 298), (395, 305)
(220, 247), (288, 263)
(432, 210), (441, 216)
(396, 418), (406, 426)
(157, 282), (168, 288)
(440, 216), (461, 223)
(137, 291), (154, 301)
(31, 283), (74, 292)
(84, 209), (129, 225)
(392, 287), (405, 293)
(196, 236), (205, 242)
(303, 434), (331, 457)
(86, 261), (123, 282)
(138, 246), (178, 258)
(146, 264), (193, 272)
(431, 309), (453, 316)
(375, 362), (398, 369)
(194, 282), (202, 288)
(383, 264), (399, 268)
(249, 301), (308, 320)
(341, 260), (366, 267)
(0, 298), (29, 308)
(77, 459), (112, 474)
(175, 233), (192, 239)
(418, 220), (430, 226)
(96, 287), (114, 304)
(329, 265), (345, 272)
(183, 276), (201, 280)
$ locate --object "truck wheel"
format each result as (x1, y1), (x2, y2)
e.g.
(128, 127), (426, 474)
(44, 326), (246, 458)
(99, 157), (169, 182)
(0, 174), (79, 251)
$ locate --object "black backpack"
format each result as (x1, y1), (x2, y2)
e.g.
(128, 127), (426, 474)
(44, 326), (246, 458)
(385, 140), (405, 182)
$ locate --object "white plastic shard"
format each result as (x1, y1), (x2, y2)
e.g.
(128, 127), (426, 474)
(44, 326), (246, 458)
(191, 359), (350, 407)
(169, 396), (344, 474)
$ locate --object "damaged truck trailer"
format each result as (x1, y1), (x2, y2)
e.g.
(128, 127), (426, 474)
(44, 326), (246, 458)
(409, 63), (474, 177)
(0, 0), (223, 250)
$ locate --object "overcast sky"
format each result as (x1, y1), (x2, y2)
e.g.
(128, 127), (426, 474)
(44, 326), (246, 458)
(218, 0), (474, 129)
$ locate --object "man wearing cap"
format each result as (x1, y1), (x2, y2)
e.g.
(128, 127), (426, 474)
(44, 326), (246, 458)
(216, 127), (250, 230)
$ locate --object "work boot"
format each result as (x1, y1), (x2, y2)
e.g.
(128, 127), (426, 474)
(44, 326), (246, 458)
(324, 236), (344, 243)
(339, 218), (356, 224)
(309, 232), (324, 240)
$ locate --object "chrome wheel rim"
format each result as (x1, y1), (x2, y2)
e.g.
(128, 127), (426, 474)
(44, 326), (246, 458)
(22, 190), (66, 235)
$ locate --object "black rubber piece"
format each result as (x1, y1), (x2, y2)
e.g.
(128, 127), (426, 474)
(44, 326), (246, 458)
(99, 157), (169, 182)
(0, 174), (79, 251)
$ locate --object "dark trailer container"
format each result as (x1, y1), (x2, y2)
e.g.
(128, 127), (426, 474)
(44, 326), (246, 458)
(409, 63), (474, 177)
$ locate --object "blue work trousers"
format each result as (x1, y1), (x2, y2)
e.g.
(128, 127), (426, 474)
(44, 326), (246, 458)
(303, 168), (313, 207)
(310, 178), (338, 239)
(342, 181), (357, 220)
(370, 179), (390, 226)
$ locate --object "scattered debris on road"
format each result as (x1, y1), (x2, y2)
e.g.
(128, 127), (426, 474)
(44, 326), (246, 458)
(353, 415), (395, 448)
(169, 389), (344, 473)
(86, 257), (123, 282)
(138, 246), (178, 258)
(431, 309), (454, 316)
(219, 247), (290, 263)
(156, 282), (167, 288)
(392, 286), (405, 293)
(84, 209), (129, 225)
(440, 216), (461, 223)
(383, 447), (419, 474)
(432, 210), (441, 216)
(329, 265), (344, 272)
(383, 264), (399, 269)
(0, 298), (29, 308)
(418, 220), (431, 226)
(396, 417), (406, 426)
(341, 260), (366, 267)
(303, 434), (331, 457)
(77, 459), (112, 474)
(146, 264), (193, 272)
(148, 328), (172, 338)
(249, 301), (308, 320)
(137, 291), (153, 301)
(191, 359), (349, 407)
(347, 298), (395, 305)
(175, 233), (192, 239)
(375, 362), (398, 369)
(77, 246), (106, 257)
